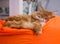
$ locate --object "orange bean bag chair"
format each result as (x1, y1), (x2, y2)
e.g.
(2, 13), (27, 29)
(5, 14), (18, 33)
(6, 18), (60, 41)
(0, 16), (60, 44)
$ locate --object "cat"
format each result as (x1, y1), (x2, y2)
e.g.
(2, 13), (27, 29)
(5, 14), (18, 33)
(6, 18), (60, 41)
(4, 15), (41, 34)
(4, 4), (56, 34)
(31, 4), (57, 27)
(38, 4), (56, 21)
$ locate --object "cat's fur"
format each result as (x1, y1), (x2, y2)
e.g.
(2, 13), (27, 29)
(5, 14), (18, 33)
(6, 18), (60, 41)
(4, 15), (41, 34)
(4, 4), (56, 34)
(31, 5), (56, 21)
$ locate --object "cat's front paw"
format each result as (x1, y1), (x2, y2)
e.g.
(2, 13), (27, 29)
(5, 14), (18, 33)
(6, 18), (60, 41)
(35, 31), (42, 35)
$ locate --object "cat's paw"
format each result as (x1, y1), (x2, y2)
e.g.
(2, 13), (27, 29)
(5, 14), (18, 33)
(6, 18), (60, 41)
(35, 31), (42, 35)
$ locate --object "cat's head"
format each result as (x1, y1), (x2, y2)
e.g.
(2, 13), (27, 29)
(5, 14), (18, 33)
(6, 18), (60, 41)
(38, 4), (57, 21)
(40, 10), (57, 20)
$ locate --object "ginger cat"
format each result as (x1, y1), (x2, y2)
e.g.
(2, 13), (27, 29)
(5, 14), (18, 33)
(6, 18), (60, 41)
(4, 15), (41, 34)
(32, 5), (56, 21)
(4, 4), (57, 35)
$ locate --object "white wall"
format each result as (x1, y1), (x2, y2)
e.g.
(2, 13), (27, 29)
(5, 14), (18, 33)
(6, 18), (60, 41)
(9, 0), (60, 16)
(38, 0), (60, 15)
(9, 0), (23, 16)
(47, 0), (60, 15)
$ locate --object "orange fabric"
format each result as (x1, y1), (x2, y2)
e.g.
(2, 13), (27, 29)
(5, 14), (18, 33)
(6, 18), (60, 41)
(39, 16), (60, 44)
(0, 16), (60, 44)
(0, 20), (5, 31)
(0, 27), (34, 35)
(0, 20), (5, 25)
(0, 20), (33, 35)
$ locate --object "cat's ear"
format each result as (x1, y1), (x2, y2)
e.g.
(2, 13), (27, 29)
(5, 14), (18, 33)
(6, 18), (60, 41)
(52, 11), (57, 15)
(38, 1), (45, 12)
(51, 11), (57, 17)
(39, 5), (45, 12)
